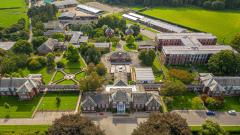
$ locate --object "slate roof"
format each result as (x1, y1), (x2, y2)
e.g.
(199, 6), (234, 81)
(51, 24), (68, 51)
(0, 75), (42, 93)
(112, 90), (131, 103)
(70, 32), (82, 44)
(52, 0), (78, 8)
(59, 12), (76, 19)
(37, 38), (59, 54)
(81, 92), (110, 107)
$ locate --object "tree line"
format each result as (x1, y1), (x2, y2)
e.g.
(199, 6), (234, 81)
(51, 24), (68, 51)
(98, 0), (240, 10)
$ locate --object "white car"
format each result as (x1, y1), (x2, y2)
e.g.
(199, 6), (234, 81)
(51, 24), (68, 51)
(228, 110), (237, 115)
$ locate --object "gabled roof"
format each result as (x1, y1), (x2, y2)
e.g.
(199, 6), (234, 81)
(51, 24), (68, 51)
(145, 95), (161, 107)
(112, 90), (131, 103)
(37, 38), (59, 54)
(81, 96), (97, 108)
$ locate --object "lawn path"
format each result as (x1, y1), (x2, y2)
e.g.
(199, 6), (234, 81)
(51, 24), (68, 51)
(74, 92), (82, 114)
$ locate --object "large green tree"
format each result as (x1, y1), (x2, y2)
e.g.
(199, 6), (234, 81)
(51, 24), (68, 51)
(79, 72), (104, 91)
(200, 120), (227, 135)
(132, 112), (191, 135)
(138, 50), (156, 66)
(161, 80), (187, 96)
(48, 114), (105, 135)
(208, 50), (240, 75)
(168, 69), (194, 84)
(12, 40), (33, 55)
(65, 45), (80, 63)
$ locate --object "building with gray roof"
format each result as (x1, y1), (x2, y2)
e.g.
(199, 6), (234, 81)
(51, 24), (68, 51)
(52, 0), (78, 9)
(0, 42), (15, 50)
(78, 36), (88, 43)
(69, 31), (83, 45)
(156, 33), (234, 65)
(76, 4), (103, 14)
(137, 40), (155, 50)
(135, 68), (155, 84)
(0, 74), (42, 100)
(123, 12), (187, 33)
(37, 38), (64, 55)
(199, 73), (240, 96)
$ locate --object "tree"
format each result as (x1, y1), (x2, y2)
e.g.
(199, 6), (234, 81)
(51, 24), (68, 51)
(132, 112), (191, 135)
(168, 69), (194, 84)
(161, 80), (187, 96)
(192, 97), (204, 109)
(130, 24), (140, 36)
(205, 97), (224, 110)
(12, 40), (33, 55)
(80, 24), (93, 36)
(4, 102), (10, 109)
(96, 63), (107, 76)
(208, 50), (240, 75)
(126, 35), (135, 45)
(231, 33), (240, 52)
(28, 59), (42, 70)
(48, 114), (105, 135)
(32, 36), (47, 49)
(200, 120), (227, 135)
(56, 96), (61, 109)
(86, 63), (96, 75)
(56, 61), (65, 68)
(79, 45), (101, 64)
(65, 45), (80, 63)
(138, 50), (156, 66)
(46, 53), (55, 69)
(79, 72), (104, 91)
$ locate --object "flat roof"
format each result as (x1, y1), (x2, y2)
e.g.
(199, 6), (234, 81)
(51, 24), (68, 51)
(52, 0), (78, 7)
(135, 68), (155, 81)
(122, 14), (138, 21)
(0, 42), (15, 50)
(94, 42), (110, 48)
(77, 4), (103, 14)
(128, 13), (144, 19)
(162, 45), (234, 55)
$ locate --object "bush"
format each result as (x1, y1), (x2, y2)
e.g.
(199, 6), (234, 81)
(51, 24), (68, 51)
(203, 1), (212, 9)
(56, 61), (65, 68)
(205, 97), (224, 110)
(28, 59), (42, 70)
(135, 34), (143, 41)
(168, 69), (194, 84)
(212, 0), (225, 10)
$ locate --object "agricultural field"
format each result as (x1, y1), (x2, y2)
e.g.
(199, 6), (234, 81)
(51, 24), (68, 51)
(0, 0), (28, 27)
(38, 92), (79, 111)
(139, 7), (240, 44)
(0, 95), (42, 118)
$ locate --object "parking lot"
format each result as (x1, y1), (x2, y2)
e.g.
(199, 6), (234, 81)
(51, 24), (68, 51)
(173, 110), (240, 125)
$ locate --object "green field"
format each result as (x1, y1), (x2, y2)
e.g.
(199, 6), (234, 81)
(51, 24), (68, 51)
(0, 0), (28, 27)
(0, 125), (49, 135)
(222, 96), (240, 112)
(38, 92), (79, 111)
(0, 95), (42, 118)
(53, 71), (65, 82)
(140, 7), (240, 44)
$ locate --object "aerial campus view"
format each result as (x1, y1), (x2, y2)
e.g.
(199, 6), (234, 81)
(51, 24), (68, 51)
(0, 0), (240, 134)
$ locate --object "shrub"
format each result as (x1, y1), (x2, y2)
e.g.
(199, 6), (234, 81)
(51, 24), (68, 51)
(28, 59), (42, 70)
(56, 61), (65, 68)
(212, 0), (225, 10)
(205, 97), (224, 110)
(203, 1), (212, 9)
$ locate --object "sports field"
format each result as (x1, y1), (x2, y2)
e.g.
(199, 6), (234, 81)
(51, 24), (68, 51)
(140, 7), (240, 44)
(0, 0), (28, 27)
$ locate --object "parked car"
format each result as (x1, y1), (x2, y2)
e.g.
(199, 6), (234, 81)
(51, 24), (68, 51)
(206, 111), (215, 116)
(228, 110), (237, 115)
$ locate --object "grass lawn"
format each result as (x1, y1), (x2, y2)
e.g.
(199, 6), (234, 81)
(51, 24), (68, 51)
(222, 96), (240, 112)
(57, 79), (76, 85)
(38, 92), (79, 111)
(152, 56), (163, 82)
(0, 95), (42, 118)
(0, 125), (49, 135)
(53, 71), (65, 82)
(140, 7), (240, 44)
(20, 67), (55, 85)
(0, 0), (28, 27)
(75, 72), (86, 80)
(191, 126), (240, 134)
(166, 92), (205, 111)
(123, 43), (138, 52)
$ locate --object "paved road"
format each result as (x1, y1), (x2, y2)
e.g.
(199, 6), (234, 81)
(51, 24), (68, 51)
(173, 110), (240, 125)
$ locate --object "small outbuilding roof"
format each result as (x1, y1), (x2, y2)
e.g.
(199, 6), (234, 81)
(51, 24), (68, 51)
(77, 4), (103, 14)
(135, 68), (155, 81)
(94, 42), (111, 48)
(79, 36), (88, 43)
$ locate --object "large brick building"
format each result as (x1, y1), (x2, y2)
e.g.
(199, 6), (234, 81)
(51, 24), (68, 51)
(156, 33), (234, 65)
